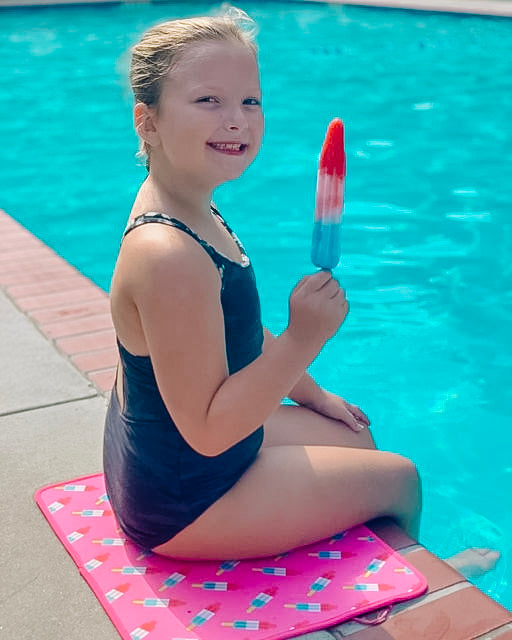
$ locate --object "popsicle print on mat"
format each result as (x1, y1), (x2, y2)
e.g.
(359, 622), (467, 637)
(35, 473), (427, 640)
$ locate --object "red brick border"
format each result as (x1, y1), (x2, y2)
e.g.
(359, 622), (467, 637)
(0, 209), (116, 393)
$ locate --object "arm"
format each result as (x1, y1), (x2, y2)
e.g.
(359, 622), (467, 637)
(122, 228), (346, 456)
(263, 327), (324, 406)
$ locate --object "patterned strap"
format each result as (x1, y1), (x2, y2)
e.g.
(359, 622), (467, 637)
(122, 206), (249, 271)
(209, 204), (249, 264)
(122, 211), (226, 277)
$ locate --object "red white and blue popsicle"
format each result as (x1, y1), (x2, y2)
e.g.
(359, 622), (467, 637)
(129, 621), (156, 639)
(66, 526), (90, 543)
(105, 583), (130, 603)
(311, 118), (346, 271)
(247, 586), (278, 612)
(158, 570), (187, 591)
(222, 620), (276, 630)
(187, 603), (220, 629)
(112, 565), (158, 576)
(191, 580), (239, 591)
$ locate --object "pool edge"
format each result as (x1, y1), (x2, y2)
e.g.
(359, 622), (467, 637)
(0, 0), (511, 18)
(0, 208), (117, 395)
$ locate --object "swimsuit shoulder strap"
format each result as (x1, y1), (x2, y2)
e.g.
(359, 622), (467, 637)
(210, 204), (248, 263)
(122, 211), (226, 276)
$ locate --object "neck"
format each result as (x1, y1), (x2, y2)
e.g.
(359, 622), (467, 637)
(140, 162), (214, 224)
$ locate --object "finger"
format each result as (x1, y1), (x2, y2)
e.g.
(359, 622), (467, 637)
(332, 290), (350, 315)
(308, 270), (333, 291)
(330, 286), (347, 301)
(333, 405), (364, 432)
(320, 278), (340, 298)
(342, 414), (366, 432)
(293, 276), (310, 293)
(316, 276), (344, 298)
(347, 403), (370, 426)
(318, 277), (340, 295)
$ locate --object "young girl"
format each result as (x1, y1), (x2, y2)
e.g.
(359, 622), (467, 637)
(103, 9), (498, 576)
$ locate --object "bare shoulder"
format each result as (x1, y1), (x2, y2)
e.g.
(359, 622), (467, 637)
(110, 221), (222, 354)
(115, 221), (221, 301)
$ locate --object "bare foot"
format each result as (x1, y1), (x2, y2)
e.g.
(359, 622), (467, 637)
(446, 548), (500, 579)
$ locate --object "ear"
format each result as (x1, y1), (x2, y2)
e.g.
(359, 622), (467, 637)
(134, 102), (160, 148)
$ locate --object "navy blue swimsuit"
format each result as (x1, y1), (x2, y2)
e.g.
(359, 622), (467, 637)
(103, 207), (264, 550)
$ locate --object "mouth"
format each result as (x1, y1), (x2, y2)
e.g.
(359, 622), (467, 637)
(207, 142), (248, 155)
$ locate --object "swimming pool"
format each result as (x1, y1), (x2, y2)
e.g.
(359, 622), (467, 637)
(1, 0), (511, 610)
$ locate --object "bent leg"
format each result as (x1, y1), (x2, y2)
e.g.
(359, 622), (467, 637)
(153, 444), (421, 560)
(262, 404), (377, 450)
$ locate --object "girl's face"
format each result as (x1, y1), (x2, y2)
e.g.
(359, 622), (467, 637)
(151, 40), (263, 190)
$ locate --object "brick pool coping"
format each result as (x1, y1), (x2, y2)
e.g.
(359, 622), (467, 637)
(1, 207), (511, 638)
(0, 209), (117, 394)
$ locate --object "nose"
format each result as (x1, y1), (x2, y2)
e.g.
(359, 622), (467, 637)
(224, 105), (247, 132)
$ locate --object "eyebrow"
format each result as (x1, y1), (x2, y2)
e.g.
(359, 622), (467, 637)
(188, 83), (261, 94)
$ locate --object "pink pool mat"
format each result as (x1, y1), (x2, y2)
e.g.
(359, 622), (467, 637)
(35, 473), (427, 640)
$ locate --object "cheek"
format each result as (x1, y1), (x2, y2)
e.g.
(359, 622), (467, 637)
(249, 111), (264, 137)
(254, 115), (264, 147)
(257, 112), (264, 136)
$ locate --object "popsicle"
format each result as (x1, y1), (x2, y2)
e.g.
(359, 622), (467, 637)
(311, 118), (346, 271)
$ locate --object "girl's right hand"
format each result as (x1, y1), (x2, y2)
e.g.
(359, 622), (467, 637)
(287, 271), (349, 346)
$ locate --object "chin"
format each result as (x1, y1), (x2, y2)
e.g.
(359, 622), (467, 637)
(215, 167), (249, 186)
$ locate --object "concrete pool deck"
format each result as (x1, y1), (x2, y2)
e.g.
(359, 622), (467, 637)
(0, 0), (512, 17)
(1, 207), (512, 638)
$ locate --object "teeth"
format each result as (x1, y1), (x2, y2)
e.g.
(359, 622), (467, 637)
(210, 143), (243, 151)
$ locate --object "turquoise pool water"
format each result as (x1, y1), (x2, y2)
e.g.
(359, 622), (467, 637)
(1, 1), (511, 609)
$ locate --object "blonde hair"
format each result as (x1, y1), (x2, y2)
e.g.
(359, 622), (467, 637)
(130, 6), (258, 168)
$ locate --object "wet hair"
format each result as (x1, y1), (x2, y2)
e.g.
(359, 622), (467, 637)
(129, 6), (258, 169)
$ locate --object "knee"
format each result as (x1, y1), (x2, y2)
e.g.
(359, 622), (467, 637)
(395, 455), (422, 500)
(346, 423), (377, 450)
(382, 455), (422, 540)
(383, 453), (421, 498)
(360, 425), (377, 450)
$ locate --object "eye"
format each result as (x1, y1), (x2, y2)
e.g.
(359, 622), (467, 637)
(243, 97), (261, 106)
(196, 96), (219, 104)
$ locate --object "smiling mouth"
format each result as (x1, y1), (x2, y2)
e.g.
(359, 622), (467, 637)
(207, 142), (248, 155)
